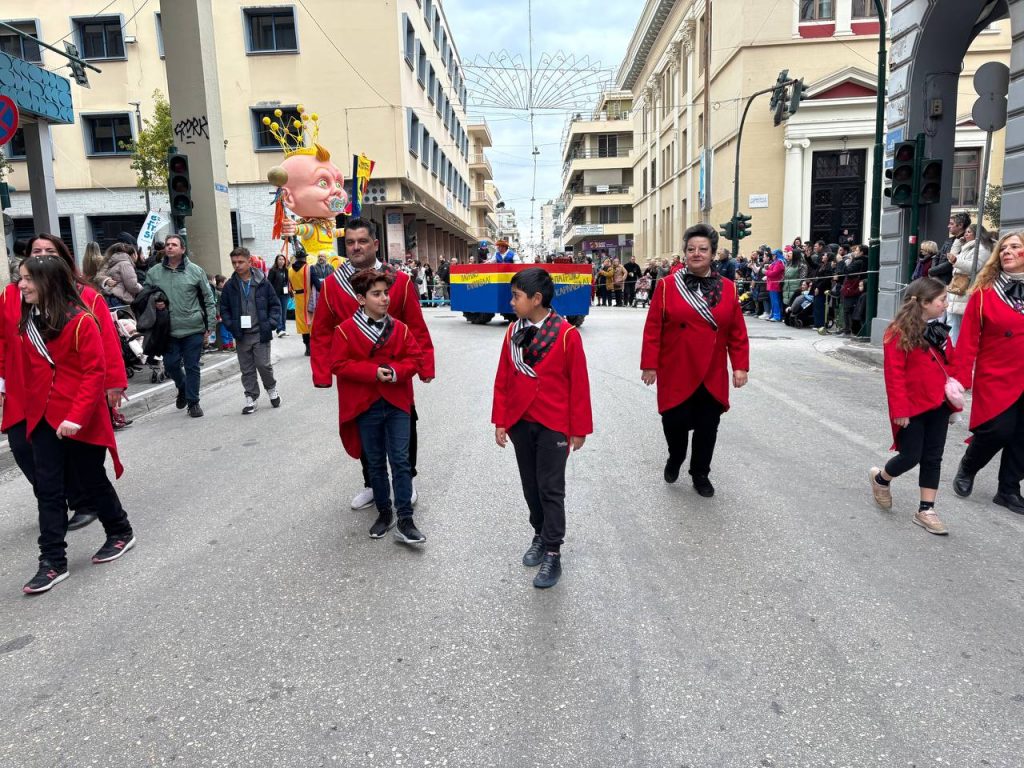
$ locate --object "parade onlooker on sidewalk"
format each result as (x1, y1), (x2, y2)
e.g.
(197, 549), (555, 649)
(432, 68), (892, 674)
(641, 224), (750, 498)
(437, 257), (451, 302)
(624, 256), (642, 306)
(870, 277), (961, 535)
(612, 258), (626, 306)
(81, 241), (104, 290)
(143, 234), (216, 418)
(782, 249), (802, 306)
(219, 247), (282, 415)
(98, 242), (143, 307)
(493, 268), (592, 589)
(840, 244), (869, 335)
(764, 250), (785, 322)
(597, 257), (614, 306)
(946, 225), (993, 343)
(937, 212), (970, 275)
(812, 251), (836, 333)
(12, 255), (136, 593)
(714, 249), (737, 282)
(952, 231), (1024, 516)
(266, 253), (291, 338)
(331, 268), (426, 544)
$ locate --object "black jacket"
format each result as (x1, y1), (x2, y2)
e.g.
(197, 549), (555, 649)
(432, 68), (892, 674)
(267, 266), (290, 295)
(219, 270), (282, 343)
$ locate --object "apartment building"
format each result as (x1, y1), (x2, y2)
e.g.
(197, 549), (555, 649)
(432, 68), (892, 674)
(468, 120), (496, 252)
(559, 91), (635, 261)
(1, 0), (489, 268)
(618, 0), (1009, 262)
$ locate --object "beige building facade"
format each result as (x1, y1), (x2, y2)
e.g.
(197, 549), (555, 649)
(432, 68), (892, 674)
(618, 0), (1009, 264)
(559, 91), (635, 261)
(1, 0), (490, 272)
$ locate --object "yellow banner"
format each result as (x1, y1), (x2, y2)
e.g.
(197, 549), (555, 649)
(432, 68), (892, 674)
(450, 272), (591, 286)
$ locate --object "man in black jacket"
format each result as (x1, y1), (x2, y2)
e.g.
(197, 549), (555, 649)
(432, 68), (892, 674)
(623, 256), (642, 306)
(220, 247), (283, 415)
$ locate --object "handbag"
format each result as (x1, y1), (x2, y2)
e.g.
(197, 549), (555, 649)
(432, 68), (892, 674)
(928, 347), (965, 410)
(947, 272), (969, 296)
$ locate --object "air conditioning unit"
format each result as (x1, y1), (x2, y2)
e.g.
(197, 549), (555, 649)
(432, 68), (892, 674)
(240, 222), (256, 241)
(124, 35), (137, 44)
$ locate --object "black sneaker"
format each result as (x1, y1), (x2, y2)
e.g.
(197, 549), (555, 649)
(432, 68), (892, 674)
(395, 517), (426, 545)
(994, 492), (1024, 515)
(188, 403), (204, 418)
(23, 561), (69, 594)
(67, 511), (98, 531)
(533, 552), (562, 589)
(664, 460), (681, 484)
(92, 534), (136, 564)
(369, 510), (395, 539)
(522, 536), (544, 567)
(176, 390), (187, 409)
(692, 475), (715, 497)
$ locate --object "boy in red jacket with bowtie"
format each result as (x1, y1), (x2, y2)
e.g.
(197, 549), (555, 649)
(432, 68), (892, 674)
(492, 268), (593, 589)
(330, 269), (425, 544)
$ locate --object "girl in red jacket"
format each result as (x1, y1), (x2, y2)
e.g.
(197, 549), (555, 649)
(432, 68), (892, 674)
(870, 277), (960, 535)
(13, 256), (136, 594)
(330, 269), (426, 545)
(493, 268), (593, 589)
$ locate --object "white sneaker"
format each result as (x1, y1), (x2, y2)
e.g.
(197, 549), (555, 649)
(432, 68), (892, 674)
(411, 481), (418, 506)
(351, 487), (375, 510)
(242, 396), (257, 415)
(758, 313), (768, 320)
(267, 387), (281, 408)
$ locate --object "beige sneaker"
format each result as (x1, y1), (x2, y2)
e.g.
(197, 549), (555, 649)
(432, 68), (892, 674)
(913, 510), (948, 535)
(869, 467), (892, 510)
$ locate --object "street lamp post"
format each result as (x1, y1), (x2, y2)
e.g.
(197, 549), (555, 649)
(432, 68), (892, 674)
(129, 101), (152, 213)
(863, 0), (887, 339)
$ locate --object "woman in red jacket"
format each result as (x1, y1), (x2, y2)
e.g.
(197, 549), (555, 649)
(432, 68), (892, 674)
(763, 250), (786, 321)
(951, 231), (1024, 515)
(641, 223), (750, 498)
(870, 277), (960, 535)
(0, 233), (128, 532)
(12, 255), (136, 594)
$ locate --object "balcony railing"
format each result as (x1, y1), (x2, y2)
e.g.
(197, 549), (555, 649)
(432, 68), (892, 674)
(565, 185), (631, 203)
(470, 191), (495, 209)
(562, 147), (632, 179)
(469, 153), (493, 176)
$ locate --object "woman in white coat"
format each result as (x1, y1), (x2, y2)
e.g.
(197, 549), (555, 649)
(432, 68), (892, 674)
(947, 224), (993, 342)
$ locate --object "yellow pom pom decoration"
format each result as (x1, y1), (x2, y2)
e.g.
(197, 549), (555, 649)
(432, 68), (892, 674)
(270, 122), (279, 131)
(262, 116), (271, 126)
(297, 104), (305, 114)
(311, 113), (319, 121)
(273, 109), (283, 118)
(293, 120), (302, 130)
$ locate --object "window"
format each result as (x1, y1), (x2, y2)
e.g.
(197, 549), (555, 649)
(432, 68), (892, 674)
(431, 141), (440, 176)
(597, 135), (618, 158)
(0, 20), (41, 63)
(650, 159), (657, 187)
(417, 42), (427, 86)
(420, 127), (430, 168)
(642, 167), (648, 196)
(403, 14), (415, 68)
(244, 7), (297, 53)
(433, 11), (442, 49)
(852, 0), (879, 18)
(408, 109), (420, 157)
(155, 12), (165, 58)
(952, 149), (980, 207)
(252, 107), (301, 151)
(424, 0), (433, 28)
(800, 0), (835, 21)
(84, 114), (133, 155)
(697, 15), (705, 74)
(597, 207), (619, 224)
(2, 128), (26, 159)
(428, 65), (436, 103)
(74, 16), (125, 60)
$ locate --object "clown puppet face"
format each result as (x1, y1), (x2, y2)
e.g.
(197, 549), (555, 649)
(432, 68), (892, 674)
(279, 153), (349, 219)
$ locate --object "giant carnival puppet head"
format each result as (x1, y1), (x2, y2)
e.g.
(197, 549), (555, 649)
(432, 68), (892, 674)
(264, 106), (348, 222)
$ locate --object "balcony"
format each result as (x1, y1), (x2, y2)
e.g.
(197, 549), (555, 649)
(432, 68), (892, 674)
(561, 147), (633, 179)
(563, 185), (633, 217)
(469, 153), (493, 179)
(467, 120), (493, 148)
(470, 191), (495, 212)
(562, 219), (634, 245)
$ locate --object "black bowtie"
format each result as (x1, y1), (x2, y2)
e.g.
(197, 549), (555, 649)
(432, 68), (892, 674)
(513, 325), (539, 349)
(683, 273), (717, 293)
(368, 318), (385, 330)
(923, 321), (950, 350)
(1004, 279), (1024, 301)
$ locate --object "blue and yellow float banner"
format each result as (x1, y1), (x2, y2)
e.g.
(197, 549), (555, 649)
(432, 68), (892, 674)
(449, 264), (592, 317)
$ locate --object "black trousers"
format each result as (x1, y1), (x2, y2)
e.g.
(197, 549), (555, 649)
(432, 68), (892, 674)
(843, 296), (859, 333)
(661, 385), (724, 479)
(624, 281), (636, 306)
(508, 420), (568, 552)
(30, 421), (132, 568)
(884, 404), (950, 490)
(6, 420), (95, 515)
(961, 392), (1024, 494)
(361, 403), (418, 486)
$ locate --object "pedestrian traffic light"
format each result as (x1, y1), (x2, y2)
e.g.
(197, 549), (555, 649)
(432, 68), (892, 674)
(919, 158), (943, 206)
(720, 219), (735, 241)
(788, 78), (810, 117)
(167, 152), (193, 218)
(735, 213), (752, 240)
(886, 141), (917, 208)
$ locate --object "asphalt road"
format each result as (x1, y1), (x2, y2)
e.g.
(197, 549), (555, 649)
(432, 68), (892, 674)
(0, 306), (1022, 768)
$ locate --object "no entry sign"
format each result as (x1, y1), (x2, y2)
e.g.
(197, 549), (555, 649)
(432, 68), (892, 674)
(0, 95), (19, 146)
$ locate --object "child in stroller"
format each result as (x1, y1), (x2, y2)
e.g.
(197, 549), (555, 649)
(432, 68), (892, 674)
(784, 281), (815, 328)
(635, 274), (652, 308)
(112, 307), (146, 378)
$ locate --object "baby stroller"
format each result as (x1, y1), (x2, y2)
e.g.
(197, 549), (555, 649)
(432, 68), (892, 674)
(112, 308), (146, 378)
(784, 294), (815, 328)
(635, 275), (652, 308)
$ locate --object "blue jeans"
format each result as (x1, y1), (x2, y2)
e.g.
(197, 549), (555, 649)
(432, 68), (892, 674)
(357, 398), (413, 517)
(277, 294), (288, 332)
(769, 291), (783, 321)
(164, 332), (205, 405)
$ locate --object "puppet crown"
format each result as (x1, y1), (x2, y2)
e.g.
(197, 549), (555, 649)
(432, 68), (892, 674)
(261, 105), (331, 161)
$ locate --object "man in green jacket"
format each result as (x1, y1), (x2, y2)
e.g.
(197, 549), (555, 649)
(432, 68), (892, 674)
(143, 234), (217, 418)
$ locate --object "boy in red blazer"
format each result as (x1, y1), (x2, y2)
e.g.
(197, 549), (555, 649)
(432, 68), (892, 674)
(330, 269), (426, 544)
(493, 268), (593, 589)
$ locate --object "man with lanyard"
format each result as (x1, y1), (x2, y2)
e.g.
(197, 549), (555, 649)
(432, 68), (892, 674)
(490, 239), (518, 264)
(309, 218), (435, 509)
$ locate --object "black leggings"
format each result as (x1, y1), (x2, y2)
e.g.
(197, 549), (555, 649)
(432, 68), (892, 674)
(960, 392), (1024, 495)
(884, 404), (950, 490)
(661, 385), (725, 479)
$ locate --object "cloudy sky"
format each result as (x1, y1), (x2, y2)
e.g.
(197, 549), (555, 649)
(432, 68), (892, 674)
(443, 0), (643, 246)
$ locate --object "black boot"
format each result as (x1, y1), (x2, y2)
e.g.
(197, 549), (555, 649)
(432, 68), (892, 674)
(953, 462), (975, 498)
(302, 333), (311, 357)
(993, 491), (1024, 515)
(692, 475), (715, 498)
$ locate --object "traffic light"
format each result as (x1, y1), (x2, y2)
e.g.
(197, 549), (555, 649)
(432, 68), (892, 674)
(167, 152), (193, 218)
(63, 42), (90, 88)
(919, 158), (943, 206)
(886, 141), (917, 208)
(769, 70), (790, 111)
(735, 213), (752, 240)
(0, 182), (12, 211)
(788, 78), (810, 117)
(720, 219), (735, 241)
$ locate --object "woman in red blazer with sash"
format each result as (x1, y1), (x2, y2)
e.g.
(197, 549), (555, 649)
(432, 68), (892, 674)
(641, 223), (750, 498)
(0, 234), (127, 532)
(952, 231), (1024, 515)
(11, 255), (135, 594)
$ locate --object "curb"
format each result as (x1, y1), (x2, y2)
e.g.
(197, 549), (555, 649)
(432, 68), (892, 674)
(0, 355), (240, 475)
(833, 340), (883, 369)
